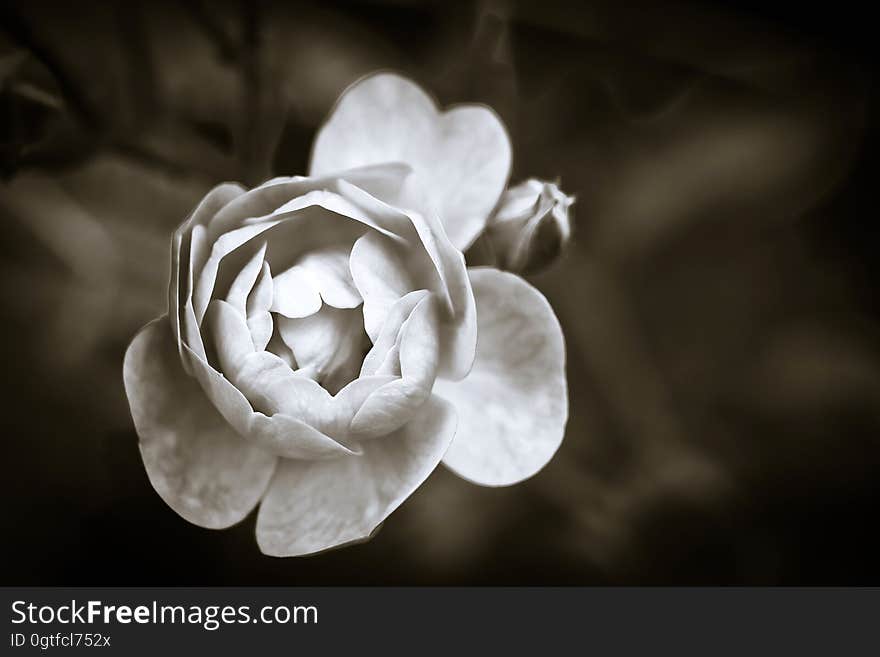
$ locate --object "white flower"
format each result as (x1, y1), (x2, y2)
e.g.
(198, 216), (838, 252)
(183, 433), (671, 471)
(123, 73), (567, 557)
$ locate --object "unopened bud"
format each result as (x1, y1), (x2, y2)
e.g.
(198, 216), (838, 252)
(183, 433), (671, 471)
(485, 178), (573, 274)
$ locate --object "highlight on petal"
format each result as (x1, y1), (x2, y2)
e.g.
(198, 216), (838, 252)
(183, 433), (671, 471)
(434, 268), (568, 486)
(256, 395), (457, 557)
(310, 72), (512, 250)
(122, 316), (277, 529)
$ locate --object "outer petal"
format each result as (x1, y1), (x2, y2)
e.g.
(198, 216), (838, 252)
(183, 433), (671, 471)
(256, 395), (457, 557)
(171, 182), (245, 368)
(206, 164), (411, 240)
(122, 317), (277, 528)
(434, 269), (568, 486)
(309, 72), (512, 250)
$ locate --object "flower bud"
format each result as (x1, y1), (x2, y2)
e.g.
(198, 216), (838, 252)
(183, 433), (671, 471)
(485, 178), (573, 274)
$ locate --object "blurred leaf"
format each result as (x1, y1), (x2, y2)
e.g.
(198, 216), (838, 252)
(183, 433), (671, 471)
(0, 48), (67, 176)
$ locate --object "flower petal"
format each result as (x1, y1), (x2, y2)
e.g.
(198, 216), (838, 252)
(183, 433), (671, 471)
(349, 231), (419, 341)
(342, 181), (476, 379)
(193, 220), (279, 323)
(199, 190), (393, 324)
(246, 261), (274, 350)
(195, 301), (358, 458)
(247, 261), (274, 316)
(297, 245), (362, 309)
(360, 289), (430, 376)
(256, 395), (457, 557)
(310, 72), (512, 250)
(171, 183), (245, 365)
(207, 164), (411, 240)
(434, 268), (568, 486)
(183, 340), (357, 459)
(271, 264), (323, 318)
(226, 241), (267, 315)
(122, 316), (277, 529)
(277, 305), (369, 394)
(349, 293), (440, 438)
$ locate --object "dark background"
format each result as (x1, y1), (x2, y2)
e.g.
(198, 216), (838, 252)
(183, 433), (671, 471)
(1, 0), (878, 584)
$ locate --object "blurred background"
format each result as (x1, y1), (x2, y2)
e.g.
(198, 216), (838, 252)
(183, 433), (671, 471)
(1, 0), (878, 584)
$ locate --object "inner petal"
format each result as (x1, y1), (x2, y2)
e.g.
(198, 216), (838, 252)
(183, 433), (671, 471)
(272, 265), (322, 318)
(271, 243), (362, 319)
(297, 244), (362, 309)
(246, 261), (274, 351)
(277, 305), (371, 395)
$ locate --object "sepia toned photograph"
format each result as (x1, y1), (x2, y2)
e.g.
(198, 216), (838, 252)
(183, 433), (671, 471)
(1, 0), (877, 585)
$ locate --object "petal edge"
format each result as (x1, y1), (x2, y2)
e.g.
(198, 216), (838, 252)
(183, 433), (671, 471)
(435, 268), (567, 486)
(256, 395), (457, 557)
(123, 317), (277, 528)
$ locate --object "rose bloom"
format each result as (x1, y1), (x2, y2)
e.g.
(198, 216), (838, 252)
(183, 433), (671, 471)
(123, 73), (567, 557)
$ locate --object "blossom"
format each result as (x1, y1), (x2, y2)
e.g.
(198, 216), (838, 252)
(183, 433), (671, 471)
(123, 72), (567, 556)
